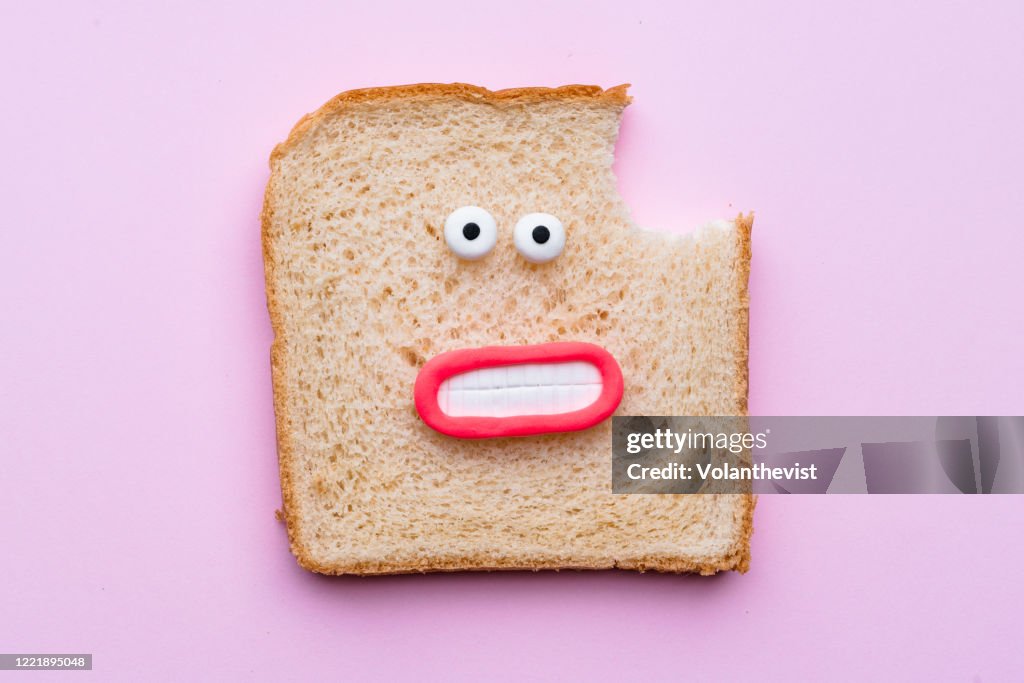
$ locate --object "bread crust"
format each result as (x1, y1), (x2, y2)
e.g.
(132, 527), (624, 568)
(732, 213), (756, 573)
(270, 83), (631, 164)
(262, 84), (753, 576)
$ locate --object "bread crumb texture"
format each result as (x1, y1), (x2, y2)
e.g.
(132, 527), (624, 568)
(262, 83), (754, 575)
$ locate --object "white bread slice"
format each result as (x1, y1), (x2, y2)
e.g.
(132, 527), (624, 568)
(262, 84), (754, 575)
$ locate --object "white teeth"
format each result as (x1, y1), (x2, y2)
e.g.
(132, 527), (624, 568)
(554, 384), (572, 411)
(580, 383), (602, 407)
(438, 379), (450, 414)
(438, 361), (603, 418)
(571, 361), (602, 385)
(522, 364), (542, 386)
(461, 368), (480, 390)
(506, 364), (525, 388)
(506, 386), (528, 415)
(550, 364), (569, 385)
(448, 383), (464, 415)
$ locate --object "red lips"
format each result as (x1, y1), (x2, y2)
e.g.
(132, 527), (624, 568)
(414, 341), (624, 439)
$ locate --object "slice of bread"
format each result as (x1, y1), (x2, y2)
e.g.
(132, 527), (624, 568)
(262, 83), (754, 575)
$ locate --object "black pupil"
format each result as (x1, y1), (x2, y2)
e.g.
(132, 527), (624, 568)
(462, 222), (481, 240)
(532, 226), (550, 244)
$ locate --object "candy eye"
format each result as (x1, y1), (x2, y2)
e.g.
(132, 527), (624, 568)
(444, 206), (497, 260)
(514, 212), (565, 263)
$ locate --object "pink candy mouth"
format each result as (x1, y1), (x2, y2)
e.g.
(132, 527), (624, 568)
(414, 341), (624, 439)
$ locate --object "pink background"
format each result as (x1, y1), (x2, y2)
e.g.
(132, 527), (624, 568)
(2, 1), (1023, 680)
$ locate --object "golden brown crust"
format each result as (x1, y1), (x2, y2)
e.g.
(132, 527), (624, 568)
(733, 213), (753, 416)
(731, 212), (756, 573)
(261, 84), (754, 577)
(292, 546), (747, 576)
(261, 174), (310, 566)
(270, 82), (631, 164)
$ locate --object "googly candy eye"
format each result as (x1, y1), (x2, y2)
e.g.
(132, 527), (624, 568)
(514, 212), (565, 263)
(444, 206), (498, 260)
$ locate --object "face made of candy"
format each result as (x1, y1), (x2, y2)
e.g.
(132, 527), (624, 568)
(414, 206), (625, 440)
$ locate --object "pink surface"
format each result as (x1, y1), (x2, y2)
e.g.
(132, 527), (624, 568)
(2, 1), (1023, 680)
